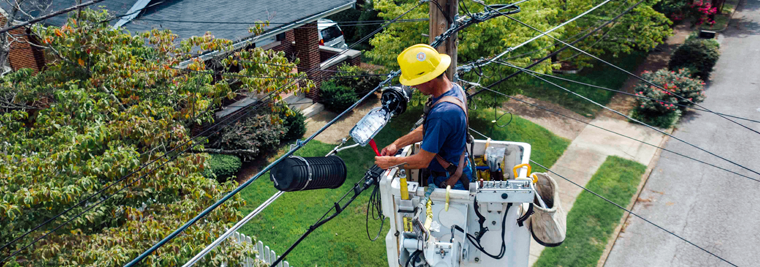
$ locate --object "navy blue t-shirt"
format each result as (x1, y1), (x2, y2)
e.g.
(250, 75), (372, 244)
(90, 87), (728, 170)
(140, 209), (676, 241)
(421, 84), (467, 173)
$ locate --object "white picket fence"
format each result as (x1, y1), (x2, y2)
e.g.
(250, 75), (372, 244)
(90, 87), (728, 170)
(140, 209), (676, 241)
(222, 232), (291, 267)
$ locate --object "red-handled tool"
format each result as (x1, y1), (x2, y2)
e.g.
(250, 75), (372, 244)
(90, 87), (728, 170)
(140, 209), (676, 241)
(369, 139), (381, 156)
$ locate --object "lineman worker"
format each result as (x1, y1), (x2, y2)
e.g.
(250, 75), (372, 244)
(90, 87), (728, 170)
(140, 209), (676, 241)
(374, 44), (474, 190)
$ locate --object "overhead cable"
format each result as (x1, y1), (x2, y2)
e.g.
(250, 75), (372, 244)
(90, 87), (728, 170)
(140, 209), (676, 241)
(530, 160), (739, 267)
(0, 91), (287, 263)
(463, 81), (760, 182)
(123, 2), (428, 265)
(469, 0), (648, 98)
(482, 0), (613, 64)
(1, 0), (428, 257)
(0, 0), (105, 34)
(269, 165), (385, 267)
(182, 191), (285, 267)
(467, 128), (738, 267)
(1, 0), (411, 257)
(508, 66), (760, 124)
(134, 18), (428, 26)
(502, 14), (760, 136)
(499, 61), (760, 179)
(152, 3), (525, 266)
(0, 70), (286, 260)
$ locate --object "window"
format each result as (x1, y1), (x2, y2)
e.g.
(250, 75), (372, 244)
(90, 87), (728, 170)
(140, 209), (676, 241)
(320, 26), (342, 43)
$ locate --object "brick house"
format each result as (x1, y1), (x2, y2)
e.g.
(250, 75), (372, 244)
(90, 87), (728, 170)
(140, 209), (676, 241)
(1, 0), (361, 105)
(0, 0), (136, 74)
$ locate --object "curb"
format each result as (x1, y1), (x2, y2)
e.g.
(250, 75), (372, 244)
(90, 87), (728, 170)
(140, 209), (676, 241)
(595, 127), (674, 267)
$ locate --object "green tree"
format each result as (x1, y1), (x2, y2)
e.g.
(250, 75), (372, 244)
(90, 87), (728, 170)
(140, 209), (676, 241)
(367, 0), (671, 106)
(0, 9), (311, 266)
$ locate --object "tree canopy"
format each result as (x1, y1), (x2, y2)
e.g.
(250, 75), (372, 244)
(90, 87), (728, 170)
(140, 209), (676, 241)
(0, 9), (310, 266)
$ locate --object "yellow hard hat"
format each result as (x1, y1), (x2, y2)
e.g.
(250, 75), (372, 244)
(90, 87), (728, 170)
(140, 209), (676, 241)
(397, 44), (451, 86)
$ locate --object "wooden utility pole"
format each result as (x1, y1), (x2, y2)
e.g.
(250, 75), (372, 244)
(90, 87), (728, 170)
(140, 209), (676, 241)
(429, 0), (457, 81)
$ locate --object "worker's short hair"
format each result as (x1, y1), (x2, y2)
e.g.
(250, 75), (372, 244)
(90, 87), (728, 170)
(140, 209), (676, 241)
(436, 71), (447, 80)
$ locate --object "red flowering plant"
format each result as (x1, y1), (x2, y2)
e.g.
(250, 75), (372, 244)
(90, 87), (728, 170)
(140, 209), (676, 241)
(634, 68), (706, 116)
(690, 0), (718, 25)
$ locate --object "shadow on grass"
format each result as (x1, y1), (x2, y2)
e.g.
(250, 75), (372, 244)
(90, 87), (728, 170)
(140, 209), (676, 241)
(519, 50), (650, 118)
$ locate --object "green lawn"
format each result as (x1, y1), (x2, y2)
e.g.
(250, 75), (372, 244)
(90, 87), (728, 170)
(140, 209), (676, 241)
(519, 50), (649, 117)
(534, 156), (646, 267)
(237, 106), (570, 266)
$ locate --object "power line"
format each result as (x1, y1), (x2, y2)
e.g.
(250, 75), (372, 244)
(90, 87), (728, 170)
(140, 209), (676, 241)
(498, 61), (760, 180)
(0, 79), (287, 264)
(482, 0), (613, 64)
(182, 190), (285, 267)
(529, 160), (738, 267)
(1, 0), (424, 255)
(469, 0), (648, 98)
(130, 1), (527, 264)
(134, 18), (428, 26)
(503, 65), (760, 124)
(502, 14), (760, 137)
(0, 0), (105, 34)
(467, 128), (738, 266)
(269, 168), (381, 267)
(1, 55), (319, 261)
(463, 81), (760, 182)
(123, 2), (428, 265)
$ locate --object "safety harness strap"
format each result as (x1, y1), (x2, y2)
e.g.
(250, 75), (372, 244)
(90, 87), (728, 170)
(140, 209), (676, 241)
(429, 94), (470, 189)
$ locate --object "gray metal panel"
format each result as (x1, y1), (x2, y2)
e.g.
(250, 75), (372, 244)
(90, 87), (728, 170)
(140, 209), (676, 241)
(114, 0), (152, 28)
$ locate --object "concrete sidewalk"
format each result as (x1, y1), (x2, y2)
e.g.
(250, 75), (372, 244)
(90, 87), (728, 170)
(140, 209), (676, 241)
(528, 116), (667, 265)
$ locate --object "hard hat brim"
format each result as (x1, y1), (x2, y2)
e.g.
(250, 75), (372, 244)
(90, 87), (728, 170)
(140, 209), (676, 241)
(399, 54), (451, 86)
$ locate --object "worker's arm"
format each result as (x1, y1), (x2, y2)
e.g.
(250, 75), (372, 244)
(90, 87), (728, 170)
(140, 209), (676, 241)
(375, 148), (435, 170)
(380, 125), (423, 156)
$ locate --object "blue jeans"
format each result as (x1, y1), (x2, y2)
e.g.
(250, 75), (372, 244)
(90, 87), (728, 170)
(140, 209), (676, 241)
(427, 159), (474, 190)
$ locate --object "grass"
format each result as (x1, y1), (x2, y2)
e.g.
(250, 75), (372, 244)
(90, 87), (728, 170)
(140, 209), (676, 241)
(519, 50), (649, 117)
(534, 156), (647, 267)
(700, 0), (740, 31)
(236, 105), (570, 267)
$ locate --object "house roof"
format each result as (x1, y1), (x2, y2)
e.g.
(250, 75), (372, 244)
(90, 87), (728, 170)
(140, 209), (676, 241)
(2, 0), (354, 42)
(125, 0), (355, 42)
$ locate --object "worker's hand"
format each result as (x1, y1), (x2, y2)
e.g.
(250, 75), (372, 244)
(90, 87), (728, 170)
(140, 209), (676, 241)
(380, 143), (398, 156)
(445, 176), (459, 187)
(375, 156), (395, 170)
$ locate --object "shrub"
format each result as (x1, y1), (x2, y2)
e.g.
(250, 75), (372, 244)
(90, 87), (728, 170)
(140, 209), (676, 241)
(668, 34), (720, 80)
(635, 68), (706, 112)
(280, 107), (307, 141)
(212, 113), (285, 162)
(654, 0), (689, 21)
(631, 68), (705, 128)
(332, 64), (385, 96)
(203, 154), (242, 182)
(689, 0), (718, 25)
(319, 80), (359, 112)
(631, 107), (682, 129)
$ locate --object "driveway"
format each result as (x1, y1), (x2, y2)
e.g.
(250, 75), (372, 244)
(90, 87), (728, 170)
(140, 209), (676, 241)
(604, 0), (760, 266)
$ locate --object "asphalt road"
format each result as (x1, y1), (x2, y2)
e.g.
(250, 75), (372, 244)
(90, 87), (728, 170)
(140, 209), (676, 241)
(605, 1), (760, 266)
